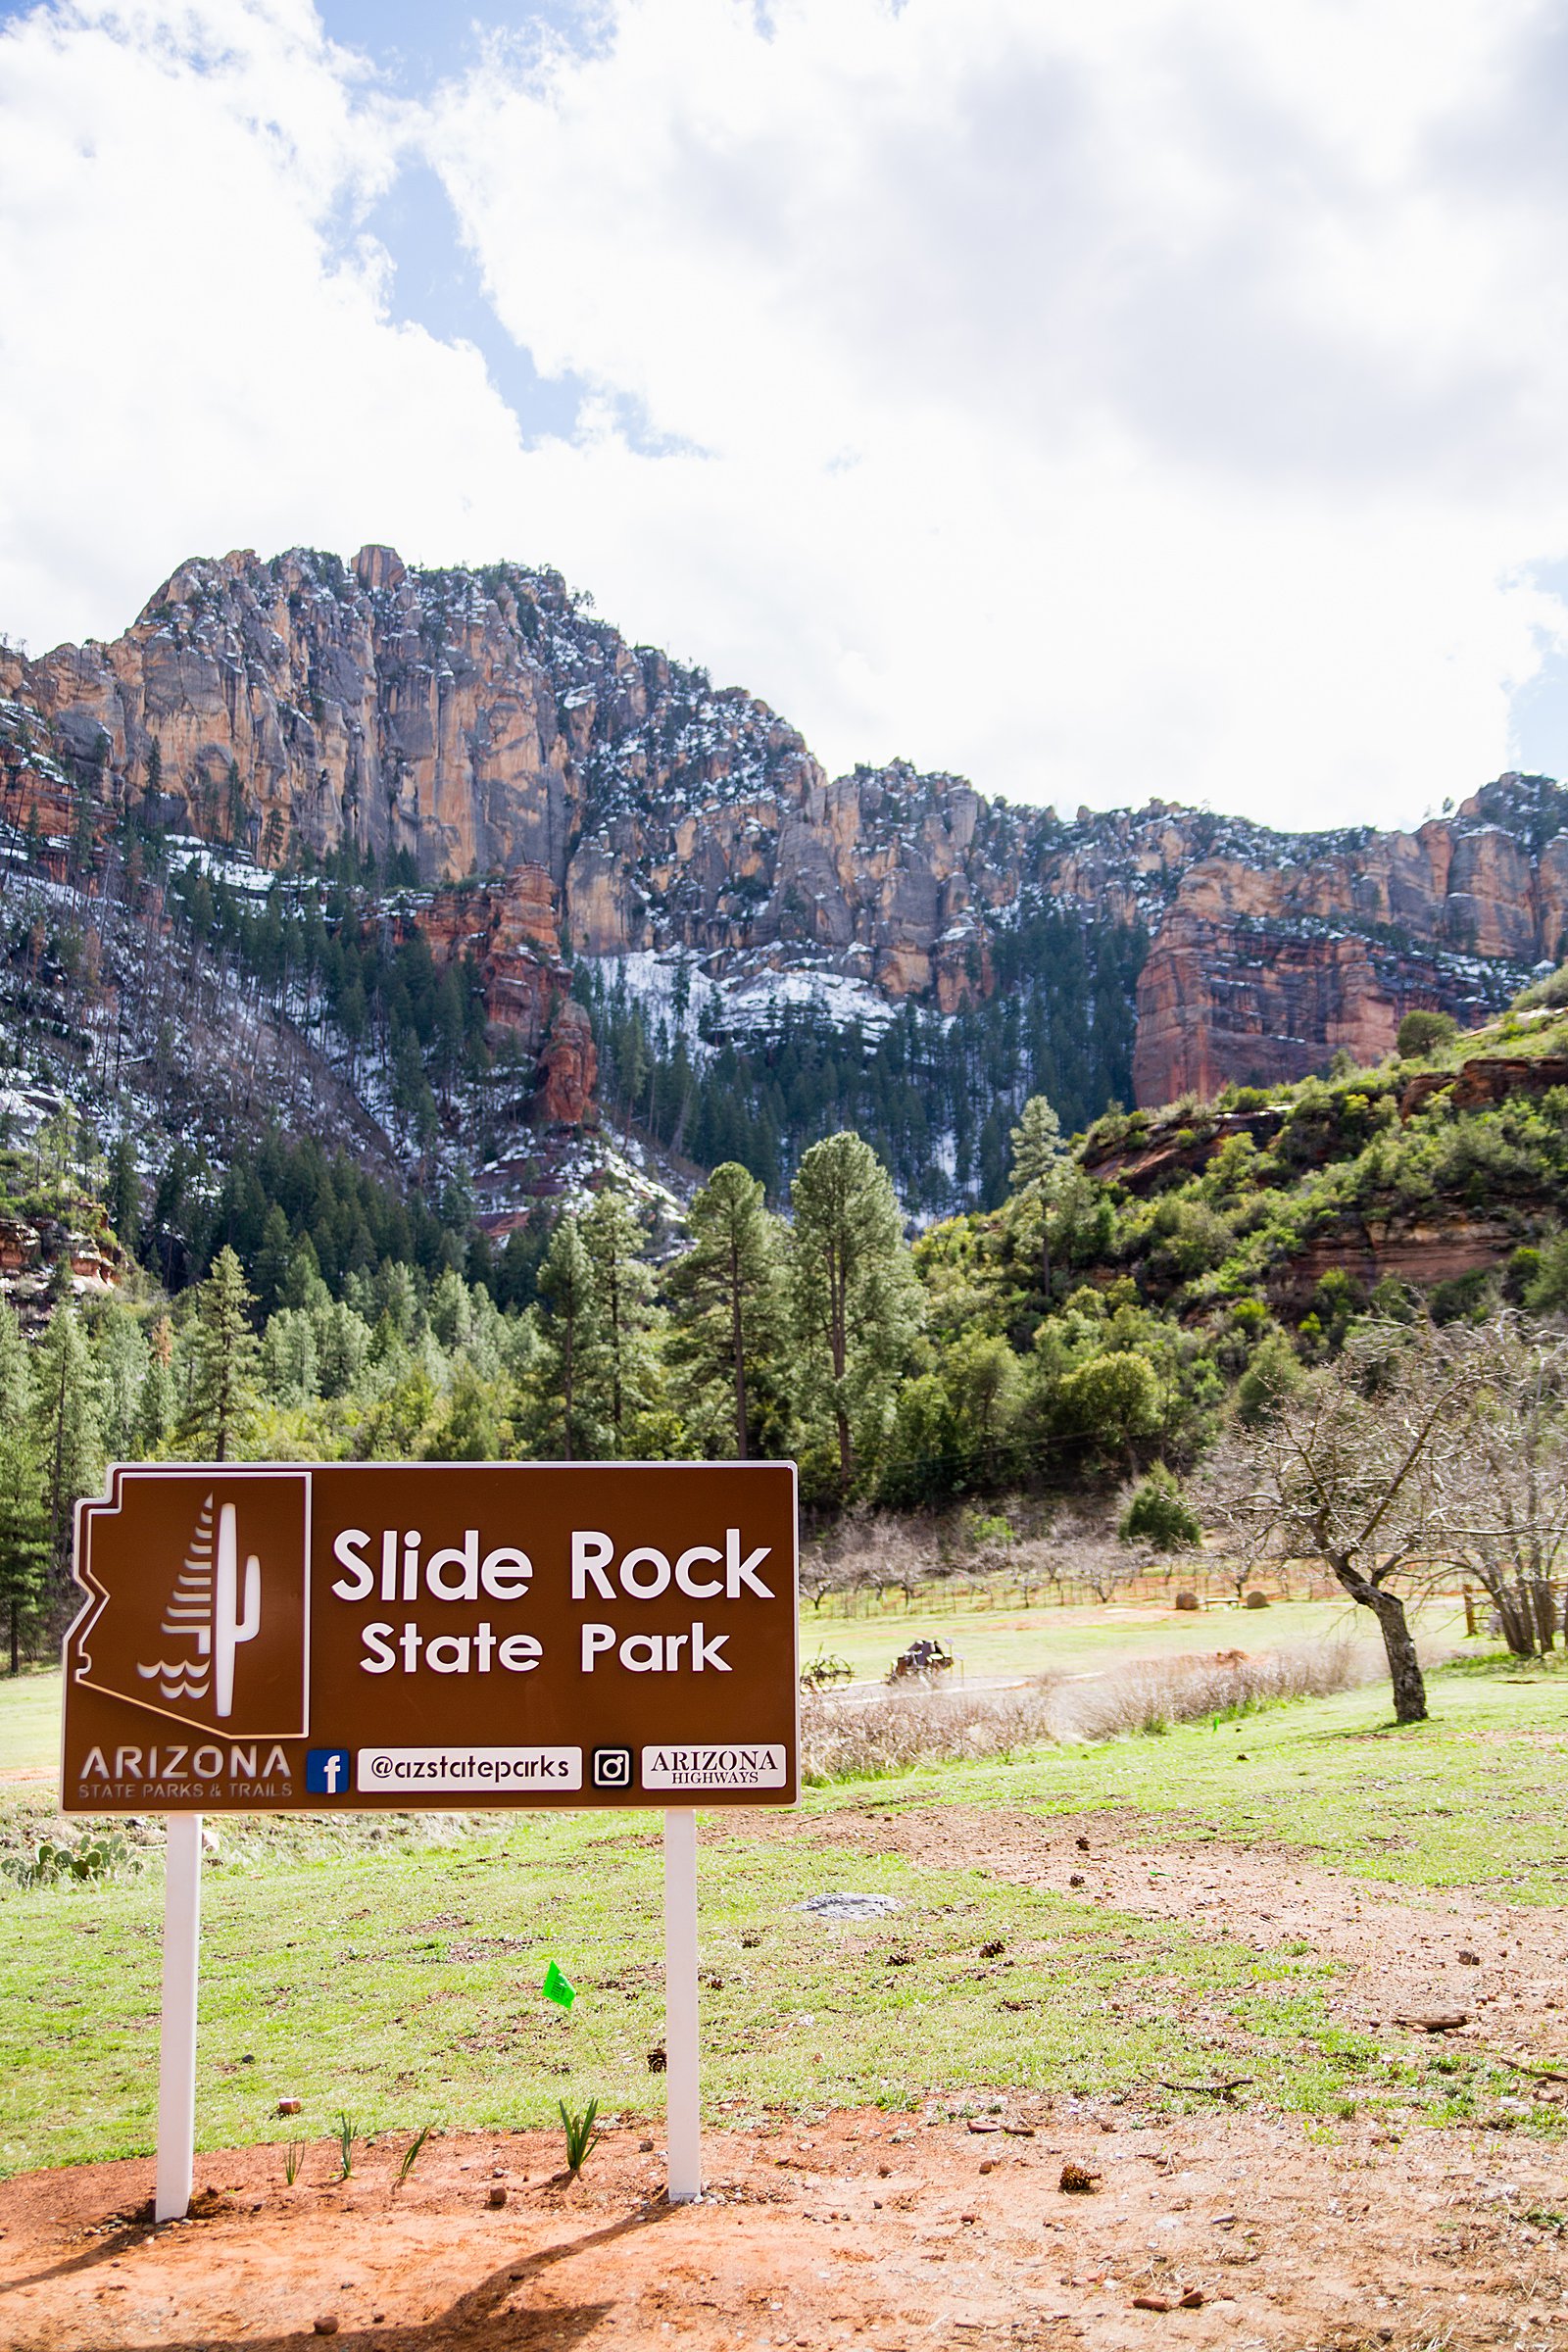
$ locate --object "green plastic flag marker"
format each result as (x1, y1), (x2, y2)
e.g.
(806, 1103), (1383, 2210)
(542, 1961), (576, 2011)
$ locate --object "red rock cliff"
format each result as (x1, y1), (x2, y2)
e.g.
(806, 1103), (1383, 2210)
(7, 546), (1567, 1119)
(1129, 785), (1568, 1104)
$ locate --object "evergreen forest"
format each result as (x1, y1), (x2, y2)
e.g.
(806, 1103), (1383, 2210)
(8, 959), (1568, 1671)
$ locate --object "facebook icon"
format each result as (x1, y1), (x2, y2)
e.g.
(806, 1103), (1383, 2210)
(306, 1748), (352, 1795)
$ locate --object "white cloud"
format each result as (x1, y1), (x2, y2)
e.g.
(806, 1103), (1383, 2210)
(4, 0), (1568, 831)
(0, 0), (523, 639)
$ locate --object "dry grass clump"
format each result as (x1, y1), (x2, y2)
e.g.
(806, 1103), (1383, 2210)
(800, 1681), (1064, 1781)
(1054, 1642), (1374, 1744)
(800, 1640), (1379, 1783)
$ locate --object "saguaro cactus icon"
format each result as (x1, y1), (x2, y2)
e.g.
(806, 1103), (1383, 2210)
(138, 1494), (261, 1718)
(214, 1501), (261, 1718)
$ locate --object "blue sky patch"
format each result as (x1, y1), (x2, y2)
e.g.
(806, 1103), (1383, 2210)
(1507, 560), (1568, 788)
(317, 1), (602, 93)
(356, 160), (588, 443)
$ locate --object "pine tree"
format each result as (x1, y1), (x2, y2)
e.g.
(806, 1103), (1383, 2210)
(176, 1246), (263, 1462)
(0, 1298), (31, 1425)
(29, 1303), (103, 1564)
(107, 1132), (140, 1253)
(664, 1162), (783, 1458)
(0, 1305), (45, 1670)
(94, 1302), (150, 1458)
(1008, 1093), (1065, 1188)
(533, 1218), (606, 1462)
(789, 1134), (922, 1491)
(1007, 1093), (1067, 1300)
(282, 1234), (329, 1313)
(136, 1315), (174, 1450)
(251, 1203), (294, 1317)
(581, 1190), (660, 1455)
(0, 1422), (48, 1674)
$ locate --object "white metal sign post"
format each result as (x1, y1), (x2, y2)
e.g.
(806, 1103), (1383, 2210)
(63, 1461), (799, 2219)
(154, 1813), (204, 2224)
(662, 1807), (702, 2201)
(156, 1808), (708, 2215)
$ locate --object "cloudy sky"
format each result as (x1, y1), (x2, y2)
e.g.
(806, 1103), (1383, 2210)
(3, 0), (1568, 832)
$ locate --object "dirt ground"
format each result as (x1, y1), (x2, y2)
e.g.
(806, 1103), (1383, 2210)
(3, 2099), (1566, 2351)
(4, 1810), (1565, 2351)
(716, 1806), (1568, 2074)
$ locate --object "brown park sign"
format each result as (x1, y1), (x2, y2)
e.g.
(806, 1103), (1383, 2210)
(62, 1462), (799, 1813)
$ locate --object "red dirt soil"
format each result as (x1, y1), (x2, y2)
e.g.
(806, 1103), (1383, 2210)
(2, 2102), (1564, 2350)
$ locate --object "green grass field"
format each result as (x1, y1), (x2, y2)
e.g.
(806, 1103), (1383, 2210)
(0, 1643), (1563, 2180)
(803, 1591), (1463, 1685)
(0, 1594), (1465, 1787)
(0, 1666), (63, 1777)
(817, 1657), (1568, 1899)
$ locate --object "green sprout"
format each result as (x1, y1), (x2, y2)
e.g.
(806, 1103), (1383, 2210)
(395, 2122), (435, 2189)
(559, 2097), (601, 2178)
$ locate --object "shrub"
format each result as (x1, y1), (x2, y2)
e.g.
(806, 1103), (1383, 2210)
(1512, 963), (1568, 1012)
(1174, 1590), (1200, 1612)
(1236, 1332), (1306, 1425)
(1505, 1245), (1543, 1302)
(1396, 1008), (1457, 1057)
(3, 1830), (139, 1888)
(1148, 1198), (1235, 1282)
(1244, 1589), (1270, 1609)
(1118, 1465), (1202, 1552)
(1430, 1268), (1494, 1324)
(1525, 1230), (1568, 1314)
(1303, 1264), (1366, 1348)
(1054, 1349), (1161, 1453)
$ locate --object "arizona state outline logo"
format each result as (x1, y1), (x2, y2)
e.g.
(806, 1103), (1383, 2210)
(70, 1467), (312, 1740)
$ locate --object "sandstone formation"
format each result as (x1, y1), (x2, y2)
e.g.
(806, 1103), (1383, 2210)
(1398, 1054), (1568, 1120)
(4, 545), (1567, 1116)
(1128, 801), (1568, 1104)
(535, 999), (598, 1128)
(1267, 1212), (1520, 1317)
(395, 866), (596, 1126)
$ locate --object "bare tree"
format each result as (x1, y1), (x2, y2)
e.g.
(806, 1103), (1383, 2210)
(1204, 1320), (1476, 1724)
(1448, 1315), (1568, 1658)
(1052, 1509), (1142, 1605)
